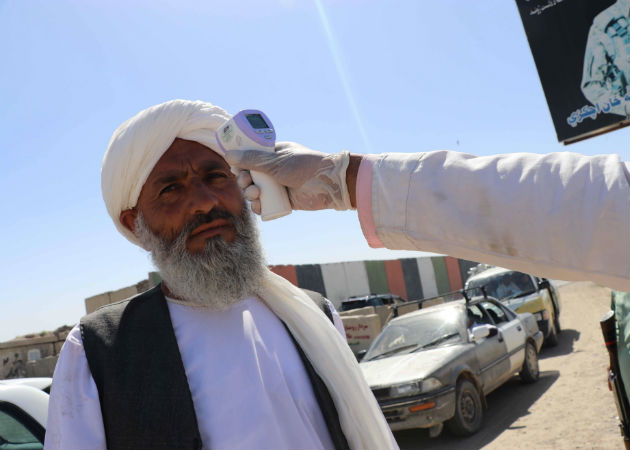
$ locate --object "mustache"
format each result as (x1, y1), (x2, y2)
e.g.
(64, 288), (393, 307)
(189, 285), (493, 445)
(180, 209), (238, 239)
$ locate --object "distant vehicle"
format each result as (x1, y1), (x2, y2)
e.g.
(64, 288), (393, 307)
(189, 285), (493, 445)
(0, 378), (50, 449)
(340, 294), (406, 312)
(360, 298), (543, 437)
(465, 267), (561, 346)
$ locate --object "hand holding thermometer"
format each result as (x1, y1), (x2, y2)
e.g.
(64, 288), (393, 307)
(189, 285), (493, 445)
(215, 110), (292, 221)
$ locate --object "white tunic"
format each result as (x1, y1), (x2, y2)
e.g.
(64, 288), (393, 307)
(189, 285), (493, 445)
(44, 296), (346, 450)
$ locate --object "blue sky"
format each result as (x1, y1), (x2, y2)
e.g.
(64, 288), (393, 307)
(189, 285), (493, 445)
(1, 0), (627, 341)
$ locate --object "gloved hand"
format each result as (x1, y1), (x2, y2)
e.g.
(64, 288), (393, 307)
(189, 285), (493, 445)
(224, 141), (354, 213)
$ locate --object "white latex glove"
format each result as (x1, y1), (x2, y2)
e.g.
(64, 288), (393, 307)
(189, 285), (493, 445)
(224, 141), (353, 213)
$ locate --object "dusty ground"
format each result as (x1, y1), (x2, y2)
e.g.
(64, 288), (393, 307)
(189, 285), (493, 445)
(395, 282), (624, 450)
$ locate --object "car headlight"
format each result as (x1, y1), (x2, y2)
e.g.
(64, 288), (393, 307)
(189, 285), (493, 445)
(389, 378), (443, 398)
(421, 377), (442, 393)
(390, 382), (421, 398)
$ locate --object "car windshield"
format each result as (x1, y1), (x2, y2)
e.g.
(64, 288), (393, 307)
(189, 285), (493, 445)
(363, 306), (466, 361)
(467, 271), (536, 300)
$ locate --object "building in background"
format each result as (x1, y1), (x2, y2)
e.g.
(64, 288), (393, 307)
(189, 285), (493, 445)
(84, 272), (162, 314)
(0, 326), (72, 380)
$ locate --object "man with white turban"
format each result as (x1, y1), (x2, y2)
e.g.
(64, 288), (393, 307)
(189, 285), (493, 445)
(44, 99), (397, 450)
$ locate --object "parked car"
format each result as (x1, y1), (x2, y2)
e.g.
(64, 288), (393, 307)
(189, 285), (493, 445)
(340, 294), (405, 312)
(0, 378), (50, 449)
(360, 298), (543, 437)
(465, 267), (561, 346)
(0, 378), (52, 394)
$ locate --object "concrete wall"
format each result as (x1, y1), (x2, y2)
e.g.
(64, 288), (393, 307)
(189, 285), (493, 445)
(418, 257), (438, 298)
(85, 272), (161, 314)
(26, 356), (59, 378)
(271, 256), (480, 306)
(0, 329), (69, 379)
(319, 263), (350, 309)
(85, 285), (138, 314)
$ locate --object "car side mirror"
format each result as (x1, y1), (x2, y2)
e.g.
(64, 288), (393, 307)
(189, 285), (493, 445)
(356, 349), (367, 362)
(470, 324), (498, 342)
(538, 279), (550, 290)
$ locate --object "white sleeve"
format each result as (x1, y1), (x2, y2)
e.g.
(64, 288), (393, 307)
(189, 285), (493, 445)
(44, 325), (107, 450)
(326, 299), (347, 340)
(365, 151), (630, 292)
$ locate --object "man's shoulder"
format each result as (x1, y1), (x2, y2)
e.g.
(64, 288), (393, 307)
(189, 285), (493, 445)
(80, 284), (167, 349)
(81, 284), (163, 324)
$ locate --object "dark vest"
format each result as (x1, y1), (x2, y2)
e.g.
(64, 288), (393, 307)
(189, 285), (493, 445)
(80, 285), (349, 450)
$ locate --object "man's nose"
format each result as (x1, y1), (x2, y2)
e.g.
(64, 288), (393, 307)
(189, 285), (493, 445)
(188, 178), (220, 215)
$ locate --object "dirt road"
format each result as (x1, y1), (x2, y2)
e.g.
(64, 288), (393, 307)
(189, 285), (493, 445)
(395, 282), (624, 450)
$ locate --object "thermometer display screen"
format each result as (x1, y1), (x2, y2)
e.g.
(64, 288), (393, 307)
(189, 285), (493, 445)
(245, 114), (269, 129)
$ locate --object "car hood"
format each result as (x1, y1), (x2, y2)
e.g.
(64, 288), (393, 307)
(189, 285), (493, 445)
(361, 344), (470, 387)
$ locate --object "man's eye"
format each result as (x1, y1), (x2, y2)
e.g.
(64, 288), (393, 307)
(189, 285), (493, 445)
(205, 171), (229, 181)
(159, 184), (179, 195)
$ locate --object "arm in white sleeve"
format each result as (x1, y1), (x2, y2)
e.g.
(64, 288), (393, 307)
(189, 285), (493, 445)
(356, 151), (630, 291)
(44, 325), (107, 450)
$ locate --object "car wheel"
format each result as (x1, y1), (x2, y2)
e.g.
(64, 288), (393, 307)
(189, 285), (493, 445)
(446, 379), (483, 436)
(554, 313), (561, 334)
(546, 319), (559, 347)
(520, 341), (540, 383)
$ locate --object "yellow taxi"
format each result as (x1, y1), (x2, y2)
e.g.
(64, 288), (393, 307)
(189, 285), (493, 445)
(465, 266), (561, 346)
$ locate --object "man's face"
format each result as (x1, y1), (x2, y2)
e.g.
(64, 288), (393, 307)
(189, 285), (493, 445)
(129, 138), (244, 253)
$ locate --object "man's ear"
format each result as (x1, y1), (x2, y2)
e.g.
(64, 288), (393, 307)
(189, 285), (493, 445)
(120, 209), (139, 234)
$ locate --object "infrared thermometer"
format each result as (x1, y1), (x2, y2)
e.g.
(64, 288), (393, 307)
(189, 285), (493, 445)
(216, 110), (292, 221)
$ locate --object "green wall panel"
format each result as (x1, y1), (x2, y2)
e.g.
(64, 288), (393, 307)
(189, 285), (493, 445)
(364, 260), (389, 294)
(431, 256), (450, 294)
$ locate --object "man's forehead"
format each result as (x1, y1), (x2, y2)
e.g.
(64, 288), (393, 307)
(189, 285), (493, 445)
(147, 138), (228, 180)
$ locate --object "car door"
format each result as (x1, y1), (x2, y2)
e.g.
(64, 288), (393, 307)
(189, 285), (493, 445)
(467, 304), (510, 394)
(481, 300), (526, 377)
(535, 276), (557, 323)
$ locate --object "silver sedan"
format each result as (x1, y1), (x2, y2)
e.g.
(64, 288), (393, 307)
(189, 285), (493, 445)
(360, 298), (543, 437)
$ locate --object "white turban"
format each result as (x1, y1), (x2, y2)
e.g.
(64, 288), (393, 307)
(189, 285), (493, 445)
(102, 99), (232, 246)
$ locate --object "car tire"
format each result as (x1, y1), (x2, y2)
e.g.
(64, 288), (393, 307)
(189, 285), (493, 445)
(446, 379), (483, 436)
(520, 341), (540, 383)
(546, 320), (559, 347)
(554, 313), (561, 334)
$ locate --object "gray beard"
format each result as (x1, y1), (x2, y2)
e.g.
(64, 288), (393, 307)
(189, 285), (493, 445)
(134, 205), (267, 309)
